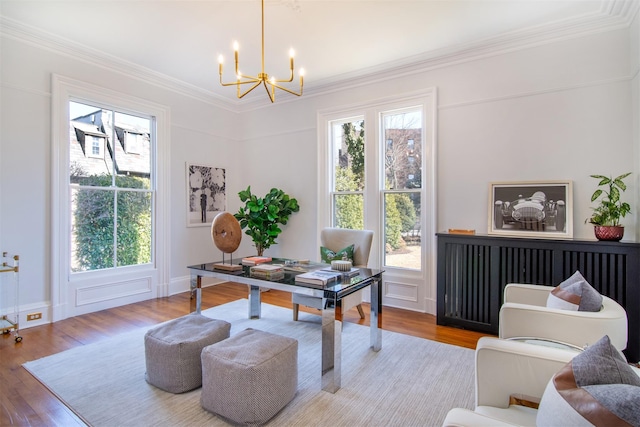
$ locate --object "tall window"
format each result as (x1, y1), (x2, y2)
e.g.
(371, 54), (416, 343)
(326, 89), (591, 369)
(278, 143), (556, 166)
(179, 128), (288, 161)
(330, 117), (365, 229)
(327, 108), (424, 270)
(382, 108), (422, 269)
(69, 101), (153, 272)
(320, 91), (435, 312)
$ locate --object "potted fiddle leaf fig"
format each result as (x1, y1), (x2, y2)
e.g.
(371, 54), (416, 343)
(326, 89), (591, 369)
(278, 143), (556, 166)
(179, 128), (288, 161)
(585, 172), (632, 241)
(234, 186), (300, 256)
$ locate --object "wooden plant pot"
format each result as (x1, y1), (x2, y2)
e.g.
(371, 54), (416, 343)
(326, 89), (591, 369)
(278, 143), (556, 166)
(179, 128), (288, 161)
(594, 225), (624, 241)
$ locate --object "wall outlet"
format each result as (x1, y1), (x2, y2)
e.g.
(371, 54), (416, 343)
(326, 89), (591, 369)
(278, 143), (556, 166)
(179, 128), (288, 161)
(27, 312), (42, 321)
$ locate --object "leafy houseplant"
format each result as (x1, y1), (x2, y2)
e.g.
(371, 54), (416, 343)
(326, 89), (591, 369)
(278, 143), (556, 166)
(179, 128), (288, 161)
(586, 172), (632, 241)
(234, 186), (300, 256)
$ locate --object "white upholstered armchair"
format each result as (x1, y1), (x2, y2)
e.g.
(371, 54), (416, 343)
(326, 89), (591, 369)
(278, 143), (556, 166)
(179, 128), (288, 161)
(292, 227), (373, 321)
(499, 283), (628, 351)
(443, 336), (640, 427)
(442, 337), (580, 427)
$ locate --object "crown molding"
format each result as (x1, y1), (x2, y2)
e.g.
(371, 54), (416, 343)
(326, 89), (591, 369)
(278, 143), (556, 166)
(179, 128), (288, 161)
(1, 0), (637, 114)
(0, 16), (242, 114)
(302, 0), (639, 100)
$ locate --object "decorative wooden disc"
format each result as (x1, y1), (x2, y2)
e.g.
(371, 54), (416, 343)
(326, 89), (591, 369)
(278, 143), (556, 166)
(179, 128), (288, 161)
(211, 212), (242, 253)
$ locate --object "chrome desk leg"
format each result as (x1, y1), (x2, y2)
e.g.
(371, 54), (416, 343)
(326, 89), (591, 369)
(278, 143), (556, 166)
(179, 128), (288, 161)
(249, 285), (261, 319)
(370, 276), (382, 351)
(193, 274), (202, 315)
(321, 295), (341, 393)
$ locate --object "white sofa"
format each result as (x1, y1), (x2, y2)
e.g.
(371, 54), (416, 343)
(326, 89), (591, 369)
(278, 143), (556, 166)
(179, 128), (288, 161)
(499, 283), (628, 351)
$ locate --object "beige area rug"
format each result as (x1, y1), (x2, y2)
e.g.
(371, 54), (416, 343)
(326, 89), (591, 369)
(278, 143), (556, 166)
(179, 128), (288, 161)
(23, 300), (475, 426)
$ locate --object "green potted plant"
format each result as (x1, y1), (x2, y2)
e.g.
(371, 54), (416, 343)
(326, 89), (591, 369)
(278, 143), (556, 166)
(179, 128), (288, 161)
(234, 186), (300, 256)
(585, 172), (631, 241)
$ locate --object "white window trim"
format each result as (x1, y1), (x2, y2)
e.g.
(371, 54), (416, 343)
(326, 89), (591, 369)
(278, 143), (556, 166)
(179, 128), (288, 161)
(51, 74), (171, 321)
(317, 88), (437, 312)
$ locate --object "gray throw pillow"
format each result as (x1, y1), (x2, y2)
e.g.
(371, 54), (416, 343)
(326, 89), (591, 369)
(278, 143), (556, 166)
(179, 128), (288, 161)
(537, 335), (640, 426)
(546, 270), (603, 312)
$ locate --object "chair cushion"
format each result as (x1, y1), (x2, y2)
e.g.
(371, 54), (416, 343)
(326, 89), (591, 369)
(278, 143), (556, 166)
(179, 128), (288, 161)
(536, 335), (640, 426)
(320, 244), (354, 263)
(546, 270), (603, 312)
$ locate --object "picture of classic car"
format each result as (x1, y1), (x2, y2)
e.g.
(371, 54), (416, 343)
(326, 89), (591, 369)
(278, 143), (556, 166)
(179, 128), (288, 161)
(494, 191), (566, 232)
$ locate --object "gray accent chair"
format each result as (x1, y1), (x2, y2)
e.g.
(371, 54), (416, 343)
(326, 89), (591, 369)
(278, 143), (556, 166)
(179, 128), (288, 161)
(292, 227), (374, 321)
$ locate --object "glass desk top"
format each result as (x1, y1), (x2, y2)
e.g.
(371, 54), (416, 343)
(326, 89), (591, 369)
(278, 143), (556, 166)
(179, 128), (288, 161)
(188, 257), (383, 299)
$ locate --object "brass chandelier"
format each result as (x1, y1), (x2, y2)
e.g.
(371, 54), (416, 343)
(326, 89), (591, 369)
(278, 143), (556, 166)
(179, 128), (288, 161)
(218, 0), (304, 103)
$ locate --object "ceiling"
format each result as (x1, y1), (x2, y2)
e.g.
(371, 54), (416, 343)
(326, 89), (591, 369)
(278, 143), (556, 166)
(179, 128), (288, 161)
(0, 1), (635, 107)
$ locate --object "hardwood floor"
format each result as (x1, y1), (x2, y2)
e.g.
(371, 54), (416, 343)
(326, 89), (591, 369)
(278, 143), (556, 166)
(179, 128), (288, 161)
(1, 282), (492, 426)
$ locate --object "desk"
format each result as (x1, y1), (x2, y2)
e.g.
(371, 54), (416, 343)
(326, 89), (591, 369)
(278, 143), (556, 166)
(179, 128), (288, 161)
(187, 258), (384, 393)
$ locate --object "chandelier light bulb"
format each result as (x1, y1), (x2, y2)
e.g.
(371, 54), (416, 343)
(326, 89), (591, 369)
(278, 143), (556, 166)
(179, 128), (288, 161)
(218, 55), (224, 64)
(233, 41), (239, 51)
(289, 48), (295, 58)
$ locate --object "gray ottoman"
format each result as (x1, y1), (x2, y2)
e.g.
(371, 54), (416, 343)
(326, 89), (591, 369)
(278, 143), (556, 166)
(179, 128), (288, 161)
(144, 314), (231, 393)
(201, 328), (298, 425)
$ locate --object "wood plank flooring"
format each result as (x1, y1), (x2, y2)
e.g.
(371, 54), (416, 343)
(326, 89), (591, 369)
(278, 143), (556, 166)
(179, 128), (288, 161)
(1, 282), (492, 426)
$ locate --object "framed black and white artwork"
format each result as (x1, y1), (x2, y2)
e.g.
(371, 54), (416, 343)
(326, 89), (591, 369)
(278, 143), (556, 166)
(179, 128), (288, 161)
(186, 163), (226, 227)
(488, 181), (573, 238)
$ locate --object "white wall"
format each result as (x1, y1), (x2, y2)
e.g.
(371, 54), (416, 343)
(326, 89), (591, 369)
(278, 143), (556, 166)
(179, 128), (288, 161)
(237, 26), (636, 312)
(0, 33), (241, 323)
(1, 20), (637, 324)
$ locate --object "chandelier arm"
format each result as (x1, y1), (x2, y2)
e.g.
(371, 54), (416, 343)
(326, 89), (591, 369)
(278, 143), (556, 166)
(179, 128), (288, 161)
(262, 80), (275, 103)
(238, 80), (264, 99)
(269, 81), (303, 97)
(273, 70), (295, 83)
(219, 78), (260, 87)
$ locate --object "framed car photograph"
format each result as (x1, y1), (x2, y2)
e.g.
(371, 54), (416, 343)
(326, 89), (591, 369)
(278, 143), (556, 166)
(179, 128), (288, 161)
(488, 181), (573, 238)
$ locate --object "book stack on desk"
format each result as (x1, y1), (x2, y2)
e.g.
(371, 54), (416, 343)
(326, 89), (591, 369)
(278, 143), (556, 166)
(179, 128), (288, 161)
(321, 266), (360, 278)
(294, 269), (342, 287)
(249, 264), (284, 281)
(242, 256), (273, 266)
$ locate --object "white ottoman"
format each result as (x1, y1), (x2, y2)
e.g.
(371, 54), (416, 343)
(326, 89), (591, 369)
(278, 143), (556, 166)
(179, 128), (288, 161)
(144, 314), (231, 393)
(201, 328), (298, 425)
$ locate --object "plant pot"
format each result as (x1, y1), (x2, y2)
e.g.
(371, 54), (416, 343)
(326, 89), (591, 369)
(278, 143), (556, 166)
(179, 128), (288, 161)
(593, 225), (624, 241)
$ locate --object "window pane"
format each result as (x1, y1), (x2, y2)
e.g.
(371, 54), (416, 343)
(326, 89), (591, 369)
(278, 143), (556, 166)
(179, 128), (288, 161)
(332, 119), (364, 192)
(331, 117), (365, 228)
(117, 191), (152, 267)
(333, 193), (364, 229)
(114, 112), (152, 189)
(384, 192), (421, 269)
(382, 110), (422, 190)
(69, 102), (114, 186)
(71, 187), (115, 272)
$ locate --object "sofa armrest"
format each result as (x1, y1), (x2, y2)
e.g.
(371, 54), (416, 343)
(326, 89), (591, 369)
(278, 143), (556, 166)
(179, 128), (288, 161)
(474, 337), (576, 408)
(499, 297), (628, 350)
(503, 283), (552, 306)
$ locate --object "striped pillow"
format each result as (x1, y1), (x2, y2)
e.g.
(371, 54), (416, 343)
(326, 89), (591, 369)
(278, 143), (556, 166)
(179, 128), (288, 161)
(546, 271), (603, 312)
